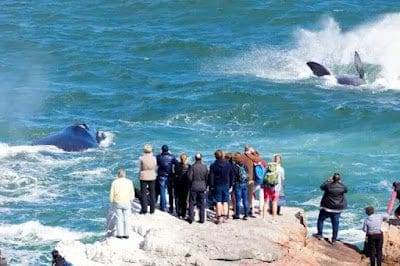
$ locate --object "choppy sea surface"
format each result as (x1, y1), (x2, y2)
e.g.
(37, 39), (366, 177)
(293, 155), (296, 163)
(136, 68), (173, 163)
(1, 1), (400, 264)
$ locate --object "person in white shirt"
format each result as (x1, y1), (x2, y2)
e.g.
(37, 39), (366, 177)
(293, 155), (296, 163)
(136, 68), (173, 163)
(109, 169), (134, 239)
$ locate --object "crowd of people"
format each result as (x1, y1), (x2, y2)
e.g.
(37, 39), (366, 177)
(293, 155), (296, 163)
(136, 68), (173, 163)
(108, 144), (400, 266)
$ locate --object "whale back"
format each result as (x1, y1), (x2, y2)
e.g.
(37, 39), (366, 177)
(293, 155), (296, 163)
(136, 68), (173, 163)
(336, 75), (365, 86)
(33, 124), (100, 151)
(306, 61), (331, 77)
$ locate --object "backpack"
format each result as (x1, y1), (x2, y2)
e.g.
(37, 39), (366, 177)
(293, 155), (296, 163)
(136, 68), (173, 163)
(254, 161), (267, 185)
(236, 164), (248, 183)
(264, 162), (279, 187)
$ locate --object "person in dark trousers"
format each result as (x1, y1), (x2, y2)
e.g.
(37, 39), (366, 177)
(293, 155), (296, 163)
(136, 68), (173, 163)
(232, 152), (249, 220)
(313, 172), (348, 245)
(139, 144), (157, 214)
(187, 153), (208, 224)
(174, 153), (190, 219)
(363, 206), (387, 266)
(156, 145), (178, 212)
(209, 150), (233, 224)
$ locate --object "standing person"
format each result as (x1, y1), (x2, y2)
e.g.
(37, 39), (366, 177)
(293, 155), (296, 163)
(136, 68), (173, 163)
(187, 153), (208, 224)
(209, 150), (233, 224)
(236, 145), (263, 217)
(274, 155), (285, 215)
(363, 206), (387, 266)
(156, 145), (178, 212)
(386, 181), (400, 220)
(139, 144), (157, 214)
(109, 169), (134, 239)
(263, 154), (284, 221)
(232, 152), (249, 220)
(174, 153), (190, 219)
(313, 173), (348, 245)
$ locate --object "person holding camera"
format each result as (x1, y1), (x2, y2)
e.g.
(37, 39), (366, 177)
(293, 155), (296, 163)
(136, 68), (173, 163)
(313, 173), (348, 245)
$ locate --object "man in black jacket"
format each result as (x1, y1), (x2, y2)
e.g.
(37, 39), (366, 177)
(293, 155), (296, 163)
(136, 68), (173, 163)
(314, 173), (348, 245)
(156, 145), (178, 212)
(187, 153), (208, 224)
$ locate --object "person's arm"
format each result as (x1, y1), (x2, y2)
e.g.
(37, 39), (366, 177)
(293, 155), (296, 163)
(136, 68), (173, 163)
(188, 165), (193, 182)
(131, 181), (135, 201)
(109, 182), (115, 203)
(320, 180), (330, 191)
(208, 165), (214, 189)
(343, 185), (348, 193)
(387, 190), (397, 214)
(246, 153), (261, 163)
(362, 219), (367, 232)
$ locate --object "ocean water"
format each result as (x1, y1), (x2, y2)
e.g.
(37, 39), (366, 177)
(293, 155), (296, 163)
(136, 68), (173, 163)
(1, 1), (400, 264)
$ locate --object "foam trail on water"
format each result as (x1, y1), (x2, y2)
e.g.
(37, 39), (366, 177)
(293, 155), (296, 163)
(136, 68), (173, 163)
(218, 13), (400, 90)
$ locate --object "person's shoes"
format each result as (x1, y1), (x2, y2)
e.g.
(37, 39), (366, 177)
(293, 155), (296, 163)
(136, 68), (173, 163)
(197, 220), (205, 224)
(139, 211), (147, 215)
(168, 209), (174, 214)
(250, 214), (257, 218)
(116, 236), (124, 239)
(331, 239), (337, 246)
(242, 216), (248, 221)
(312, 234), (323, 240)
(123, 236), (129, 239)
(232, 216), (240, 220)
(186, 218), (193, 224)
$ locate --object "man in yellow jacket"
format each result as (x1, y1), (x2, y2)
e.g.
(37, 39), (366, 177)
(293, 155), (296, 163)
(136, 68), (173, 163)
(110, 169), (134, 239)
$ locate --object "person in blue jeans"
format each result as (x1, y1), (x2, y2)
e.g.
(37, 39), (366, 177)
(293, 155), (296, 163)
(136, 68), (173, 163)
(232, 152), (249, 220)
(313, 173), (348, 245)
(209, 150), (233, 224)
(156, 145), (178, 212)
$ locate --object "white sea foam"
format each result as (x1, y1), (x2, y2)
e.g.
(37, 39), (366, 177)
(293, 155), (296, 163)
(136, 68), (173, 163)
(98, 131), (115, 148)
(217, 13), (400, 90)
(0, 221), (94, 242)
(0, 143), (63, 159)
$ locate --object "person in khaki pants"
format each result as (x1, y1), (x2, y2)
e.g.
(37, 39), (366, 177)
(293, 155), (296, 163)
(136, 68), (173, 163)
(109, 169), (134, 239)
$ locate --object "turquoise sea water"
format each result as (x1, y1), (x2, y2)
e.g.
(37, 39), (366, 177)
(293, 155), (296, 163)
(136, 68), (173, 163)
(1, 1), (400, 264)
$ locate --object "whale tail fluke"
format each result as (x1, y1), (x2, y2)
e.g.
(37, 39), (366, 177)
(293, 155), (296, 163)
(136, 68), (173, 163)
(354, 51), (365, 79)
(306, 61), (331, 77)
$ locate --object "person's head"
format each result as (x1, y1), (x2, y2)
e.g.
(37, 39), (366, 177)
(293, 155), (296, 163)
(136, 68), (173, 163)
(161, 145), (169, 153)
(117, 169), (126, 178)
(143, 144), (152, 154)
(180, 153), (187, 163)
(195, 153), (202, 162)
(393, 182), (400, 189)
(233, 152), (241, 163)
(244, 145), (255, 154)
(332, 172), (341, 182)
(273, 154), (282, 164)
(224, 152), (232, 161)
(365, 206), (375, 216)
(214, 149), (223, 160)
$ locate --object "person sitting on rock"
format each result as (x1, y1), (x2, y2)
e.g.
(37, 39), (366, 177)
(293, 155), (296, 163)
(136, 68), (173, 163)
(174, 153), (190, 219)
(387, 181), (400, 220)
(209, 150), (233, 224)
(187, 153), (208, 224)
(109, 169), (135, 239)
(313, 173), (347, 245)
(363, 206), (388, 266)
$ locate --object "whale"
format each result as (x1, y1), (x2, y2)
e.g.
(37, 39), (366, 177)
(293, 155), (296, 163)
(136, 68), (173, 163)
(307, 51), (365, 86)
(32, 123), (106, 152)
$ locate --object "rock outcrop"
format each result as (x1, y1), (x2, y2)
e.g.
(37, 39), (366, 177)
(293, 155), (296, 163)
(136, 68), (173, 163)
(382, 219), (400, 265)
(55, 202), (400, 266)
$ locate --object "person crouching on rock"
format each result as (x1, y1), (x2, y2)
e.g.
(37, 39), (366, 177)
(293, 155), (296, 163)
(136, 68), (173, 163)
(139, 144), (157, 214)
(109, 169), (135, 239)
(313, 172), (347, 245)
(363, 206), (388, 266)
(209, 150), (233, 224)
(386, 181), (400, 220)
(187, 153), (208, 224)
(174, 152), (190, 219)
